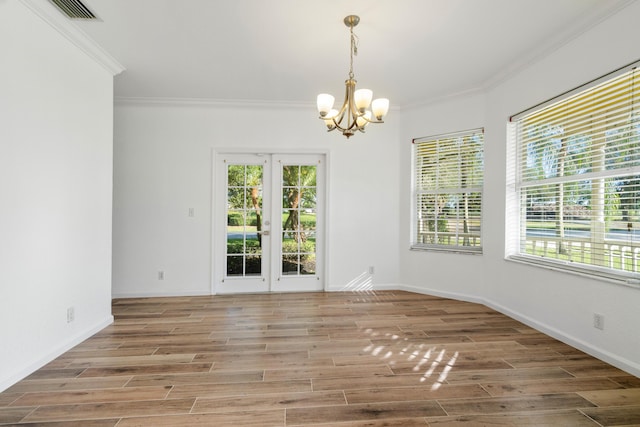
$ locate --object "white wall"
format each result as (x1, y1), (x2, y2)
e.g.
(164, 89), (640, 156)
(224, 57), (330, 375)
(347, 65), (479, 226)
(112, 101), (401, 297)
(399, 2), (640, 376)
(397, 93), (487, 300)
(0, 1), (117, 391)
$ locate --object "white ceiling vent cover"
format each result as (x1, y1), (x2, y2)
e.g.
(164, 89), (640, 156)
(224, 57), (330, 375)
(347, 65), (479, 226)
(49, 0), (96, 19)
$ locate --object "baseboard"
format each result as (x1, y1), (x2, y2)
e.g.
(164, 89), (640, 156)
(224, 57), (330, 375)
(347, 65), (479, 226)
(486, 299), (640, 378)
(112, 290), (212, 299)
(375, 283), (486, 305)
(0, 315), (114, 392)
(383, 283), (640, 378)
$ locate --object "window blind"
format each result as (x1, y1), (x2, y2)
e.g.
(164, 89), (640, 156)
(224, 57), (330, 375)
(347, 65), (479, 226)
(412, 129), (484, 252)
(513, 64), (640, 280)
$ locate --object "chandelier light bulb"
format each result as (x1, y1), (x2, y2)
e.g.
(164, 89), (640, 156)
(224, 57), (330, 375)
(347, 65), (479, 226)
(317, 94), (335, 117)
(356, 110), (372, 127)
(326, 109), (338, 118)
(354, 89), (373, 113)
(372, 98), (390, 120)
(323, 109), (339, 129)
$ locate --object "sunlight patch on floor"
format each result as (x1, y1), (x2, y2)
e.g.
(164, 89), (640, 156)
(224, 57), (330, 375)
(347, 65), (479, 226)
(357, 312), (458, 389)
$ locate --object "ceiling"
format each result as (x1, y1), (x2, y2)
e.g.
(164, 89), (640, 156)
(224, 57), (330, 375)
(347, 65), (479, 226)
(71, 0), (633, 108)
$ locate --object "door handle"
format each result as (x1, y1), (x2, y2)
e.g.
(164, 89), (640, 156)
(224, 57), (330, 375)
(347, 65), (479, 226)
(260, 230), (270, 236)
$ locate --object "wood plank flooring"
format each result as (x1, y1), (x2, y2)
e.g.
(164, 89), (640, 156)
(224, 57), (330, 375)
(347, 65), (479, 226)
(1, 290), (639, 426)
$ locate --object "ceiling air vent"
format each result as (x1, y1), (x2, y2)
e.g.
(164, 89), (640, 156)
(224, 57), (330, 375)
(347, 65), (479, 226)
(49, 0), (96, 19)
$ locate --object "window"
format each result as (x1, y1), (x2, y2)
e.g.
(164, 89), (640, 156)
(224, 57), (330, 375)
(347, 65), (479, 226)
(412, 129), (484, 253)
(510, 63), (640, 283)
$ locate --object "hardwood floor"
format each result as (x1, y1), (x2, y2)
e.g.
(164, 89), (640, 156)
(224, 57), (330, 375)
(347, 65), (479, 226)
(1, 291), (639, 426)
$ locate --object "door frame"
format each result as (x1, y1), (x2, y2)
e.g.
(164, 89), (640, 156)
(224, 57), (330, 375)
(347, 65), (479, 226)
(211, 149), (330, 294)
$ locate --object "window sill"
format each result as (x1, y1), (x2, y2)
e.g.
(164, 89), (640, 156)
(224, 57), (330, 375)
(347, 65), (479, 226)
(411, 245), (483, 255)
(506, 254), (640, 290)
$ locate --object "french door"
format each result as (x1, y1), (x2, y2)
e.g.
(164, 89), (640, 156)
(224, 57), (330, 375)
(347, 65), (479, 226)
(214, 153), (325, 293)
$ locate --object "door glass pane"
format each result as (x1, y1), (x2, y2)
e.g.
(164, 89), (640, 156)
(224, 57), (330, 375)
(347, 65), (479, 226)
(282, 254), (299, 275)
(301, 254), (316, 275)
(300, 231), (316, 275)
(226, 255), (243, 276)
(280, 164), (317, 277)
(283, 166), (299, 186)
(300, 166), (317, 186)
(226, 164), (263, 277)
(301, 210), (316, 230)
(245, 255), (262, 275)
(301, 194), (316, 210)
(227, 165), (244, 186)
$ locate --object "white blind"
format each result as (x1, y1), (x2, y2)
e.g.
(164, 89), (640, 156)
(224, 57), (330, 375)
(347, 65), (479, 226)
(513, 65), (640, 279)
(413, 129), (484, 252)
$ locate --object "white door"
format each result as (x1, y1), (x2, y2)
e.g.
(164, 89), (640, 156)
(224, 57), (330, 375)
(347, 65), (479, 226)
(214, 153), (325, 294)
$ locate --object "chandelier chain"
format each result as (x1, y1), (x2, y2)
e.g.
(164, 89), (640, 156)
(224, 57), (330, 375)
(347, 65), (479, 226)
(349, 25), (359, 79)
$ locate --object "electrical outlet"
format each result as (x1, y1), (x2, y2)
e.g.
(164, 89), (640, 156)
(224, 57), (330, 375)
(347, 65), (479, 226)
(593, 313), (605, 330)
(158, 271), (164, 280)
(67, 307), (75, 323)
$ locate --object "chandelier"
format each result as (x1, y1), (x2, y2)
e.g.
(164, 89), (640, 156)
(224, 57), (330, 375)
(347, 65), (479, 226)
(316, 15), (389, 138)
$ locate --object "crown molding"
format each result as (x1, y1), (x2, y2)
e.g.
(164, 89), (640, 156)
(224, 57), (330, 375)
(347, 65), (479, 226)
(114, 97), (405, 116)
(114, 97), (313, 109)
(481, 0), (637, 92)
(18, 0), (124, 76)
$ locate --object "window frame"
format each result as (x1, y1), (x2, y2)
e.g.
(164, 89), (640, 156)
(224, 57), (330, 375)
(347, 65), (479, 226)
(507, 60), (640, 286)
(411, 128), (484, 254)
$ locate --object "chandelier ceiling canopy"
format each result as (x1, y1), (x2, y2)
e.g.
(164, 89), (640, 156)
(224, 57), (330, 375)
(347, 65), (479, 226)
(316, 15), (389, 139)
